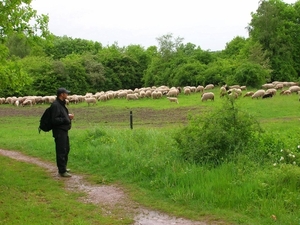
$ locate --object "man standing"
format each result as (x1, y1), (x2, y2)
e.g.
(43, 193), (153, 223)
(50, 87), (74, 177)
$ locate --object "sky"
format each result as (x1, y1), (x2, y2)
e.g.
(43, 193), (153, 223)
(31, 0), (296, 51)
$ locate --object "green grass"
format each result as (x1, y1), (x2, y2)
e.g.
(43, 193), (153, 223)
(1, 89), (300, 224)
(0, 156), (131, 225)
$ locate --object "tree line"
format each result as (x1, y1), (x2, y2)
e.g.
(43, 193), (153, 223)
(0, 0), (300, 97)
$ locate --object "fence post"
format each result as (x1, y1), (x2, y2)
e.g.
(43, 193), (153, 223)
(130, 111), (133, 129)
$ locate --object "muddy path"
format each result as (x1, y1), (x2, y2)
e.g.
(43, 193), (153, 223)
(0, 149), (215, 225)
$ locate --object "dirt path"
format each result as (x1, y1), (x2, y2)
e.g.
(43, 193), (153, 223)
(0, 149), (211, 225)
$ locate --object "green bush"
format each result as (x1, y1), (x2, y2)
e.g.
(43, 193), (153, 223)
(175, 97), (263, 165)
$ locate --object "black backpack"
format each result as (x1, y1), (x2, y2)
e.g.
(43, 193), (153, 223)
(38, 106), (52, 133)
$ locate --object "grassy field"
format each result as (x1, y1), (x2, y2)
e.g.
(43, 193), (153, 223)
(0, 88), (300, 225)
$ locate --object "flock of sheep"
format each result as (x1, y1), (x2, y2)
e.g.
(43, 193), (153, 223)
(1, 81), (300, 107)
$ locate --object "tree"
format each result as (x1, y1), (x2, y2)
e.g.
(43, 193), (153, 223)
(6, 33), (31, 58)
(233, 62), (270, 88)
(248, 0), (299, 81)
(0, 0), (50, 42)
(0, 0), (50, 94)
(45, 36), (99, 60)
(222, 36), (247, 59)
(156, 33), (184, 60)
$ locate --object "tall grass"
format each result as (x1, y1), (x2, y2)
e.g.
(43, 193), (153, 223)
(1, 89), (300, 224)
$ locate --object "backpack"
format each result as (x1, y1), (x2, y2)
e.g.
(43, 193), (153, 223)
(38, 106), (52, 133)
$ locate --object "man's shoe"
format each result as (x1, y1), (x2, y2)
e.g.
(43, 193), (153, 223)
(66, 168), (71, 172)
(59, 172), (72, 177)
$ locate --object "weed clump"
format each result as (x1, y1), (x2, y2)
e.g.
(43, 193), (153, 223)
(175, 97), (263, 166)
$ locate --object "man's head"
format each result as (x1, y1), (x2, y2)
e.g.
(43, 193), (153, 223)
(56, 88), (71, 100)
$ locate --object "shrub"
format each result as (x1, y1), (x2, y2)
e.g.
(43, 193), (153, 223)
(273, 146), (300, 167)
(175, 97), (263, 166)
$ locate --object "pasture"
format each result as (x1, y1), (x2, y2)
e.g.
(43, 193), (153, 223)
(0, 87), (300, 225)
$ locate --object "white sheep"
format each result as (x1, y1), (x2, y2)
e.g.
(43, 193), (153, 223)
(262, 83), (275, 89)
(167, 97), (179, 104)
(139, 90), (146, 98)
(229, 88), (242, 96)
(0, 98), (5, 104)
(204, 84), (214, 90)
(126, 93), (139, 100)
(151, 91), (162, 99)
(275, 83), (284, 90)
(145, 90), (152, 98)
(201, 92), (214, 101)
(117, 91), (127, 99)
(266, 88), (277, 96)
(196, 85), (204, 92)
(229, 85), (240, 89)
(85, 97), (97, 106)
(166, 89), (179, 97)
(280, 90), (291, 95)
(189, 86), (196, 92)
(183, 88), (191, 95)
(22, 99), (33, 107)
(243, 91), (254, 97)
(288, 85), (300, 94)
(251, 90), (266, 99)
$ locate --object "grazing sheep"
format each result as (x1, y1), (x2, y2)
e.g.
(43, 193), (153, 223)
(288, 85), (300, 94)
(204, 84), (214, 90)
(243, 91), (255, 97)
(266, 88), (277, 96)
(230, 88), (242, 96)
(229, 85), (240, 89)
(117, 91), (127, 99)
(281, 90), (291, 95)
(98, 94), (107, 102)
(252, 90), (266, 99)
(183, 87), (191, 95)
(275, 83), (284, 90)
(85, 97), (97, 106)
(262, 83), (275, 89)
(126, 93), (139, 100)
(189, 86), (196, 92)
(151, 90), (162, 99)
(196, 85), (204, 92)
(201, 92), (214, 101)
(166, 89), (179, 97)
(139, 90), (146, 98)
(22, 99), (33, 107)
(167, 97), (179, 104)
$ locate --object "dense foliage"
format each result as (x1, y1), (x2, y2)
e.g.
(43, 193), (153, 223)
(175, 97), (263, 165)
(1, 0), (300, 97)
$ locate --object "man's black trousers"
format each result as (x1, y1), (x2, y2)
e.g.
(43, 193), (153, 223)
(53, 129), (70, 174)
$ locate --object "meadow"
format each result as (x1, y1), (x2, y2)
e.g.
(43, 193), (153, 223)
(0, 88), (300, 225)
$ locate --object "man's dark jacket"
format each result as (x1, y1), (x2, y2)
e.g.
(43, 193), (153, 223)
(50, 98), (71, 131)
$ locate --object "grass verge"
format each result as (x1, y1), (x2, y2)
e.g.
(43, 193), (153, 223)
(0, 155), (131, 225)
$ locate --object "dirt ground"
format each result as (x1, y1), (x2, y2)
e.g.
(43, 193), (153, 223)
(0, 105), (204, 128)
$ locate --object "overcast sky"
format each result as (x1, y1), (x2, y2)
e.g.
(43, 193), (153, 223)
(31, 0), (296, 51)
